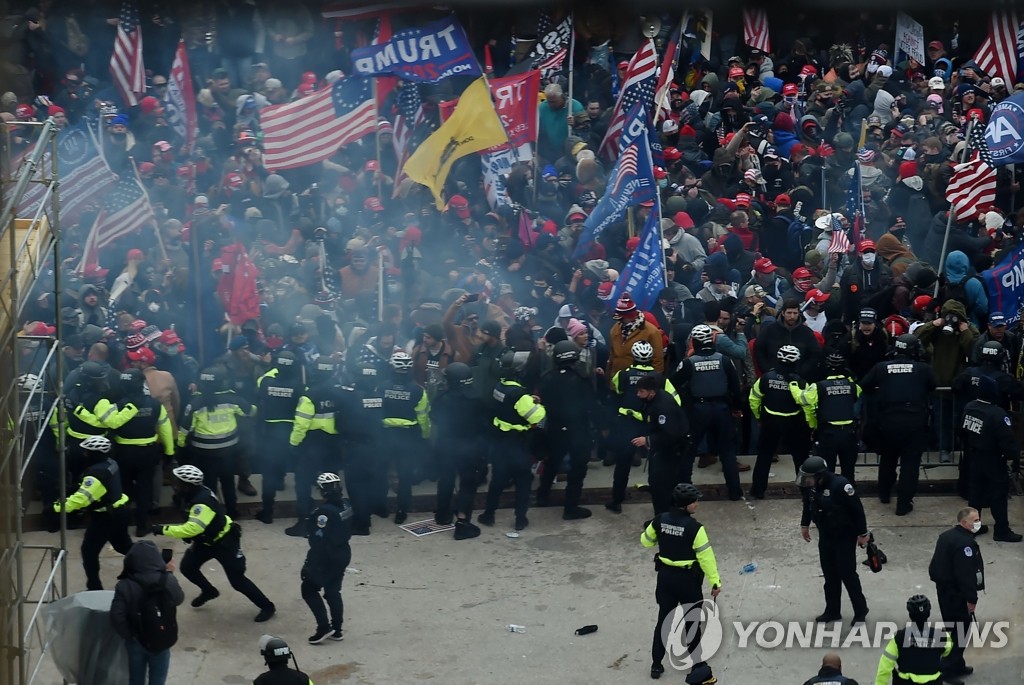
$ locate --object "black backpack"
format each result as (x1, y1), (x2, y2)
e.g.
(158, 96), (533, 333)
(134, 573), (178, 651)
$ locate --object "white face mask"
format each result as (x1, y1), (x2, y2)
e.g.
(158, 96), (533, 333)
(147, 302), (160, 313)
(971, 520), (982, 533)
(867, 62), (879, 74)
(862, 253), (876, 267)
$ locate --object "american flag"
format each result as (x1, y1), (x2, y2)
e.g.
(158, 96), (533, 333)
(610, 146), (639, 197)
(973, 12), (1021, 87)
(845, 161), (864, 245)
(110, 0), (145, 107)
(828, 217), (852, 254)
(79, 170), (156, 272)
(261, 77), (376, 171)
(947, 119), (997, 221)
(599, 40), (658, 160)
(742, 9), (771, 54)
(392, 83), (425, 194)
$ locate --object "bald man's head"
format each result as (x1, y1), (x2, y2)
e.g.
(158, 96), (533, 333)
(88, 342), (109, 361)
(822, 652), (842, 670)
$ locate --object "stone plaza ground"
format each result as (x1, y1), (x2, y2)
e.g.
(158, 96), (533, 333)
(23, 468), (1024, 684)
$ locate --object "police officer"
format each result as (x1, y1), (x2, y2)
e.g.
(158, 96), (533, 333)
(606, 341), (681, 513)
(177, 367), (255, 517)
(286, 360), (343, 536)
(875, 595), (960, 685)
(952, 341), (1024, 499)
(640, 483), (720, 684)
(106, 368), (175, 537)
(255, 351), (304, 525)
(928, 507), (984, 680)
(799, 351), (862, 483)
(254, 635), (314, 685)
(960, 379), (1023, 542)
(537, 341), (597, 520)
(481, 351), (546, 531)
(634, 375), (689, 516)
(798, 456), (870, 624)
(673, 324), (744, 501)
(337, 363), (384, 535)
(381, 351), (431, 525)
(861, 334), (936, 515)
(48, 360), (117, 491)
(749, 345), (815, 499)
(431, 362), (487, 538)
(152, 465), (276, 622)
(302, 473), (352, 645)
(53, 436), (133, 590)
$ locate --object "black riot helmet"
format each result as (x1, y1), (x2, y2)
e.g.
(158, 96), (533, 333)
(259, 635), (293, 666)
(893, 334), (921, 359)
(274, 350), (299, 378)
(119, 368), (146, 395)
(80, 360), (110, 391)
(552, 340), (580, 367)
(980, 341), (1003, 366)
(444, 362), (473, 388)
(796, 456), (828, 487)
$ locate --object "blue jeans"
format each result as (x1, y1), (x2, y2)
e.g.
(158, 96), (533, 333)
(126, 639), (170, 685)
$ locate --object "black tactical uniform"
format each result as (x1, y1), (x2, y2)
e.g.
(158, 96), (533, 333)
(255, 353), (304, 523)
(800, 461), (869, 622)
(929, 523), (984, 676)
(749, 365), (813, 498)
(537, 343), (597, 518)
(338, 367), (384, 533)
(875, 616), (953, 684)
(380, 363), (431, 524)
(861, 337), (936, 514)
(288, 362), (344, 531)
(302, 485), (353, 642)
(802, 367), (862, 483)
(674, 348), (744, 500)
(639, 388), (688, 515)
(961, 395), (1022, 542)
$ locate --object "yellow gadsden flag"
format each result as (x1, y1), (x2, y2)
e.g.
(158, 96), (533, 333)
(404, 77), (508, 209)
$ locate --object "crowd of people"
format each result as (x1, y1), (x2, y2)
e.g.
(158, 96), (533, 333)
(5, 4), (1024, 684)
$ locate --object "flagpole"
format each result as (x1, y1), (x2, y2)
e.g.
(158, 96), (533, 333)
(374, 78), (383, 199)
(655, 14), (687, 126)
(191, 214), (206, 364)
(935, 118), (977, 294)
(566, 12), (575, 138)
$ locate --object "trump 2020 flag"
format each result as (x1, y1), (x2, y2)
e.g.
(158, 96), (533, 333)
(572, 102), (656, 259)
(608, 209), (665, 312)
(350, 16), (481, 83)
(403, 77), (508, 209)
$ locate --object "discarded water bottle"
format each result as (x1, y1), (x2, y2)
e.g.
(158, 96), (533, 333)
(740, 562), (758, 575)
(507, 624), (526, 633)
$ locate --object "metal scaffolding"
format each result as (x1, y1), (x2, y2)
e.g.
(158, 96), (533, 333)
(1, 118), (68, 685)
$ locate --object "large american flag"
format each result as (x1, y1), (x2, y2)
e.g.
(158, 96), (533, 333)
(392, 83), (425, 194)
(79, 171), (156, 272)
(110, 0), (145, 107)
(947, 119), (997, 221)
(598, 40), (658, 160)
(973, 12), (1021, 87)
(261, 77), (376, 170)
(742, 9), (771, 54)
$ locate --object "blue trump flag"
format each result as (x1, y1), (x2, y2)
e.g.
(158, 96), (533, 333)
(350, 16), (481, 83)
(982, 241), (1024, 323)
(572, 102), (656, 259)
(985, 92), (1024, 166)
(608, 209), (665, 312)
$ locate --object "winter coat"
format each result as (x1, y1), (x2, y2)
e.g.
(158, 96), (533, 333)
(110, 541), (185, 644)
(608, 316), (665, 378)
(914, 299), (979, 383)
(943, 250), (988, 326)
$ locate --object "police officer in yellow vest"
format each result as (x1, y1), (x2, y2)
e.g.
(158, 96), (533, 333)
(48, 359), (118, 480)
(106, 368), (175, 536)
(875, 595), (960, 685)
(606, 341), (681, 513)
(381, 352), (430, 525)
(286, 359), (343, 536)
(255, 351), (304, 525)
(480, 351), (546, 532)
(798, 351), (862, 483)
(749, 345), (815, 499)
(151, 465), (276, 623)
(641, 483), (720, 684)
(53, 436), (133, 590)
(178, 367), (254, 517)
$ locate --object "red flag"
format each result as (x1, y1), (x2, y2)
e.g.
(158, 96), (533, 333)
(217, 243), (262, 325)
(110, 0), (145, 106)
(742, 9), (771, 53)
(166, 40), (197, 154)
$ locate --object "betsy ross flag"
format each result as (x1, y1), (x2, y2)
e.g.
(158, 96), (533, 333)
(947, 119), (997, 221)
(598, 40), (658, 161)
(110, 0), (145, 107)
(742, 9), (771, 53)
(79, 169), (156, 272)
(261, 77), (376, 170)
(973, 12), (1021, 87)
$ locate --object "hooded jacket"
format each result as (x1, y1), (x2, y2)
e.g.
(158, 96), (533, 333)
(874, 233), (916, 279)
(942, 250), (988, 325)
(772, 113), (800, 159)
(77, 284), (108, 328)
(110, 540), (185, 642)
(914, 299), (979, 383)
